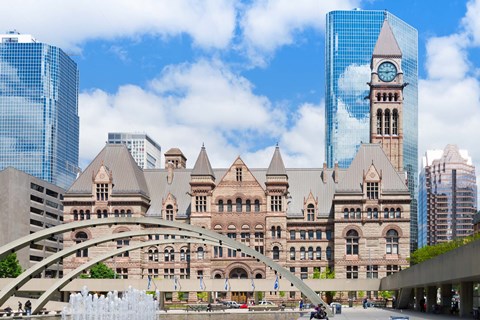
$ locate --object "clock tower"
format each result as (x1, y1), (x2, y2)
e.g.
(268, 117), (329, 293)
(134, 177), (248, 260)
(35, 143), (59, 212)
(369, 19), (406, 172)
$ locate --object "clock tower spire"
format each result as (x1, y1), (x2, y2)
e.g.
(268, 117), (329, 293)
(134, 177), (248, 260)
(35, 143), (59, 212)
(369, 19), (406, 172)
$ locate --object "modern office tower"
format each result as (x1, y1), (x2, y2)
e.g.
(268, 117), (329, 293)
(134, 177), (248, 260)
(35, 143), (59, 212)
(107, 132), (162, 169)
(0, 31), (79, 190)
(325, 10), (418, 250)
(0, 167), (65, 277)
(418, 145), (478, 247)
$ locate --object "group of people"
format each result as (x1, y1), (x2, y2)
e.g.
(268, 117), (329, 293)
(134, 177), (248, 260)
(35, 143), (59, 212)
(309, 303), (328, 320)
(3, 300), (31, 315)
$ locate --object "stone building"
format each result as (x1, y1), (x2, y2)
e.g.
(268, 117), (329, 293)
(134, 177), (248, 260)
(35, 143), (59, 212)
(62, 20), (411, 303)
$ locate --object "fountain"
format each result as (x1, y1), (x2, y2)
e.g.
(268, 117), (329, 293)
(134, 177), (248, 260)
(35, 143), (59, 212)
(61, 286), (158, 320)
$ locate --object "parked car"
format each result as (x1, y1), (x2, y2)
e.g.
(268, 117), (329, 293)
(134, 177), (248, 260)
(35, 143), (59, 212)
(223, 301), (240, 308)
(258, 300), (276, 306)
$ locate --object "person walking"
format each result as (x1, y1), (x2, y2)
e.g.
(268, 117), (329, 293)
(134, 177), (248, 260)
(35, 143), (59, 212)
(24, 300), (32, 315)
(18, 301), (23, 313)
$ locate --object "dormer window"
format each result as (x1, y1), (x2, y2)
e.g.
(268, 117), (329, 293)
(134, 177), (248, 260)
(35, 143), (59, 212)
(366, 182), (379, 200)
(96, 183), (109, 201)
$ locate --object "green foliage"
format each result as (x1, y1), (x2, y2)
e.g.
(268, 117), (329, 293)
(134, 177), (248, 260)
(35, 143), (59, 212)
(315, 267), (336, 303)
(279, 291), (286, 298)
(0, 253), (22, 278)
(177, 292), (187, 301)
(410, 233), (480, 265)
(256, 291), (264, 300)
(312, 267), (321, 279)
(82, 263), (115, 279)
(357, 291), (365, 298)
(319, 267), (335, 279)
(197, 291), (208, 301)
(379, 291), (393, 299)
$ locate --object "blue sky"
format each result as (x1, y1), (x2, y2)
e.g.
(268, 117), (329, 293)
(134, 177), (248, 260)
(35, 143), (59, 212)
(2, 0), (480, 188)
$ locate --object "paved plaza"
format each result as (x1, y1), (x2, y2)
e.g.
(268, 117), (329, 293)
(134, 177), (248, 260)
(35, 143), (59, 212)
(297, 307), (460, 320)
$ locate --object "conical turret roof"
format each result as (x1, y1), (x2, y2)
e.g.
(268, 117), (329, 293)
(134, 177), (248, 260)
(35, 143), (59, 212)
(267, 145), (287, 176)
(191, 145), (215, 179)
(373, 19), (402, 58)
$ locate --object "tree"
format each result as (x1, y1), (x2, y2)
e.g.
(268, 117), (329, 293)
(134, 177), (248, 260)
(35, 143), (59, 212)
(80, 263), (115, 279)
(0, 253), (22, 278)
(315, 267), (336, 304)
(197, 291), (208, 302)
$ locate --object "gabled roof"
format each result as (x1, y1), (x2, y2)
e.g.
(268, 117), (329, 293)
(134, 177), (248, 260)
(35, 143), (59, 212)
(67, 144), (150, 198)
(373, 19), (402, 58)
(191, 145), (215, 179)
(336, 144), (408, 194)
(267, 146), (287, 176)
(165, 148), (186, 158)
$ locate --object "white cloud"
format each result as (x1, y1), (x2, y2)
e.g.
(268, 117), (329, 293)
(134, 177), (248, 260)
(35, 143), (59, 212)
(79, 60), (323, 170)
(240, 0), (360, 65)
(338, 63), (370, 95)
(0, 0), (236, 52)
(419, 0), (480, 200)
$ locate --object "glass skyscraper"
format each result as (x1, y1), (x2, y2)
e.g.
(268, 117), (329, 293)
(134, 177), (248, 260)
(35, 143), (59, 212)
(419, 145), (477, 247)
(0, 32), (79, 189)
(325, 10), (418, 250)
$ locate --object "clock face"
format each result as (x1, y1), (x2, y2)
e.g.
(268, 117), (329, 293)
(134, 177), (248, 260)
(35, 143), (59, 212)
(378, 62), (397, 82)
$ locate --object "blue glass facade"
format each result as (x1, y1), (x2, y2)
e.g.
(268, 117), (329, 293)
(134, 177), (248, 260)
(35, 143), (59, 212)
(325, 10), (418, 250)
(0, 37), (79, 189)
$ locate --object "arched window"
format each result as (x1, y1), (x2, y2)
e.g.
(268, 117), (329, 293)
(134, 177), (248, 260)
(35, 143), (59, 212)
(114, 210), (119, 218)
(246, 200), (251, 212)
(271, 226), (276, 238)
(356, 208), (361, 219)
(373, 208), (379, 219)
(103, 210), (108, 218)
(97, 210), (102, 219)
(384, 109), (391, 135)
(386, 229), (399, 254)
(376, 92), (381, 101)
(272, 246), (280, 260)
(316, 247), (321, 260)
(346, 230), (359, 255)
(166, 205), (174, 221)
(120, 209), (126, 217)
(326, 246), (332, 260)
(126, 209), (132, 217)
(382, 92), (387, 101)
(186, 249), (191, 262)
(148, 248), (154, 261)
(395, 208), (401, 218)
(349, 208), (355, 219)
(388, 93), (393, 101)
(307, 204), (315, 221)
(290, 247), (296, 260)
(254, 200), (260, 212)
(148, 247), (158, 261)
(367, 208), (372, 219)
(169, 248), (175, 261)
(164, 249), (170, 262)
(218, 200), (224, 212)
(180, 249), (186, 261)
(308, 247), (314, 260)
(79, 210), (84, 220)
(343, 208), (349, 219)
(394, 93), (399, 101)
(392, 109), (398, 135)
(197, 247), (204, 260)
(276, 226), (281, 238)
(377, 109), (383, 134)
(75, 232), (88, 257)
(236, 198), (242, 212)
(227, 200), (232, 212)
(384, 208), (389, 219)
(86, 210), (90, 220)
(390, 208), (395, 219)
(300, 247), (306, 260)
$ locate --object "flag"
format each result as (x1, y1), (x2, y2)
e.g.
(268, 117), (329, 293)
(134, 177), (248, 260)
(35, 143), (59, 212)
(273, 275), (279, 291)
(147, 275), (152, 290)
(251, 278), (255, 291)
(174, 277), (178, 291)
(200, 276), (205, 291)
(224, 277), (229, 291)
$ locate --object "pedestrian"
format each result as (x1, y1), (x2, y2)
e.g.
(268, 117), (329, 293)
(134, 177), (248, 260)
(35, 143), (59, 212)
(419, 297), (425, 312)
(25, 300), (32, 315)
(299, 299), (304, 310)
(362, 297), (368, 309)
(18, 301), (23, 313)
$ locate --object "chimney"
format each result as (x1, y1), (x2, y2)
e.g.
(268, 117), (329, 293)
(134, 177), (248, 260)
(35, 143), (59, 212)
(322, 162), (327, 184)
(167, 162), (174, 185)
(334, 162), (339, 183)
